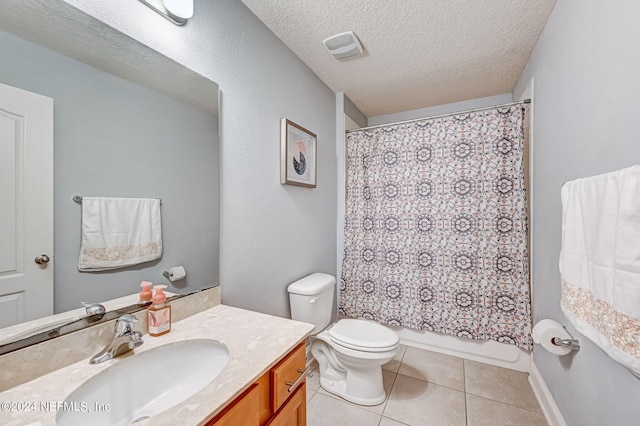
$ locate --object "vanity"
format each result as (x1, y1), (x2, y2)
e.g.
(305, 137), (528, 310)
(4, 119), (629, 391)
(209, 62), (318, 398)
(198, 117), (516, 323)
(0, 302), (314, 425)
(208, 340), (307, 425)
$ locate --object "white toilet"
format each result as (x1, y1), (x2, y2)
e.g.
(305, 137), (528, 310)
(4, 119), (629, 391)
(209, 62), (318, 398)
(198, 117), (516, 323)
(288, 273), (399, 406)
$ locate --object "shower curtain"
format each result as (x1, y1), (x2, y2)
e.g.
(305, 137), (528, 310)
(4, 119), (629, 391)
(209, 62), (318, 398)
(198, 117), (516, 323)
(340, 106), (532, 349)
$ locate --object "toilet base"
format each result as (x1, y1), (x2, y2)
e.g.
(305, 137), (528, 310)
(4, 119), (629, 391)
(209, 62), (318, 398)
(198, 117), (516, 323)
(318, 371), (386, 406)
(309, 322), (398, 406)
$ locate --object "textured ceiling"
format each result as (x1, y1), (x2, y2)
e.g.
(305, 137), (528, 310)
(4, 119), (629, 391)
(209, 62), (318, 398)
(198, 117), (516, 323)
(240, 0), (556, 117)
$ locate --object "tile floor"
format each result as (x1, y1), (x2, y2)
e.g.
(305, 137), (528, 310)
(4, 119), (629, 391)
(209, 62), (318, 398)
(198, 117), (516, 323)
(306, 345), (547, 426)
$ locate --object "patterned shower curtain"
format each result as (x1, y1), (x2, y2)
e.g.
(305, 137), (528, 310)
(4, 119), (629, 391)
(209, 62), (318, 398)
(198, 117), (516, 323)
(339, 106), (532, 349)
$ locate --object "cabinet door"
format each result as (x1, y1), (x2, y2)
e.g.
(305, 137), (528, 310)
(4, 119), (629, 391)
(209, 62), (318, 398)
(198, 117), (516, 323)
(267, 382), (306, 426)
(256, 371), (272, 425)
(271, 342), (307, 412)
(206, 383), (260, 426)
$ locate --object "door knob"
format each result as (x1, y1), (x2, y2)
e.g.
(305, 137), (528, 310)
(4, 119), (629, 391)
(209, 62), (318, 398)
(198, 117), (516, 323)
(35, 254), (50, 265)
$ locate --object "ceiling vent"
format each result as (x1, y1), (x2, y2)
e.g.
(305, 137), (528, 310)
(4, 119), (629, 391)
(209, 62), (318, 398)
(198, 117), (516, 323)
(323, 31), (364, 60)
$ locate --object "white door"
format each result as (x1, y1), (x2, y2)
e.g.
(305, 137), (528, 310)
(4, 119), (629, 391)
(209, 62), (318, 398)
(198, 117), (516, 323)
(0, 82), (53, 327)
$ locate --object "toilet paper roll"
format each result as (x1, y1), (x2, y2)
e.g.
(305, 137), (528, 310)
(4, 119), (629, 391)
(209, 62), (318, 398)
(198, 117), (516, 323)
(166, 265), (186, 281)
(532, 319), (573, 356)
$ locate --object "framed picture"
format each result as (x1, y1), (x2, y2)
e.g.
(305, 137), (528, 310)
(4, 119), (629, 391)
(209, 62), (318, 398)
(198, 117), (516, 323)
(281, 118), (317, 188)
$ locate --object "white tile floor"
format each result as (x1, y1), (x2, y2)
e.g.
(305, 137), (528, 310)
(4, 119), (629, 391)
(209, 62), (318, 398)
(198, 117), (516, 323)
(306, 345), (547, 426)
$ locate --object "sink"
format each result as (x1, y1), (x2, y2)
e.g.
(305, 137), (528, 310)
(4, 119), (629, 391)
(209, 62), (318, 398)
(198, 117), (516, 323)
(56, 339), (229, 425)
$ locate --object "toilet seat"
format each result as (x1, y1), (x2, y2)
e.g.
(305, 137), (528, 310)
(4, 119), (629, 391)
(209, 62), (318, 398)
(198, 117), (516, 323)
(328, 319), (399, 353)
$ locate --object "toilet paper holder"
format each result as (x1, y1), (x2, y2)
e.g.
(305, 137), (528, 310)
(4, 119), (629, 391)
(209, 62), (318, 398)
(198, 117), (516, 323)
(532, 319), (580, 355)
(162, 265), (186, 282)
(551, 334), (580, 351)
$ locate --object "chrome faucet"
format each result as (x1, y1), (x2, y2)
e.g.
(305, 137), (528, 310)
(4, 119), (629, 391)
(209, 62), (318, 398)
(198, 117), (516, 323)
(90, 314), (144, 364)
(82, 301), (106, 316)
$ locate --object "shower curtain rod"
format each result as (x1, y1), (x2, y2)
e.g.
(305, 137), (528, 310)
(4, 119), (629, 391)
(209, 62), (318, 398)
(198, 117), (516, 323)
(346, 99), (531, 134)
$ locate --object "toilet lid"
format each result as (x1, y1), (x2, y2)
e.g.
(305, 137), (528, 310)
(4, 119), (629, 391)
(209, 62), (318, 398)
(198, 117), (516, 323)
(329, 319), (398, 350)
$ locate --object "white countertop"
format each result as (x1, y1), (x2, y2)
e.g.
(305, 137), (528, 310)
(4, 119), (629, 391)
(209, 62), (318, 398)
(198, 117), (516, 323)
(0, 304), (314, 426)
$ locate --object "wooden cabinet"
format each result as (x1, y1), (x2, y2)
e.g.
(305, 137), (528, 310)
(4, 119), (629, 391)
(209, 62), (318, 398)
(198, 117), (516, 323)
(271, 340), (307, 412)
(208, 383), (260, 426)
(267, 383), (306, 426)
(206, 342), (307, 426)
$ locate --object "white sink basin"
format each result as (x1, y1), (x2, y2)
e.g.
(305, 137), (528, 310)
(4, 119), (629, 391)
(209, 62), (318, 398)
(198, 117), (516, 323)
(56, 339), (229, 425)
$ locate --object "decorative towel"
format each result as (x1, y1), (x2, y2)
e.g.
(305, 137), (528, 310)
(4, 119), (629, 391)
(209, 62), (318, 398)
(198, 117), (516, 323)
(560, 165), (640, 375)
(78, 197), (162, 271)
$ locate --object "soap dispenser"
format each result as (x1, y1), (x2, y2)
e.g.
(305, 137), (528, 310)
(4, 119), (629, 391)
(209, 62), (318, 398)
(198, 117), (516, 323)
(148, 285), (171, 337)
(139, 281), (153, 304)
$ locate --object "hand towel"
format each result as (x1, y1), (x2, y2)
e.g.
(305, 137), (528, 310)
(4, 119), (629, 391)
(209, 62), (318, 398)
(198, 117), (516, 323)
(78, 197), (162, 271)
(560, 165), (640, 375)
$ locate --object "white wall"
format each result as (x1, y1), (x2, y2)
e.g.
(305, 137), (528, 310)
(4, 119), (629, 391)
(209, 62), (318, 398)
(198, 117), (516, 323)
(514, 1), (640, 424)
(65, 0), (338, 318)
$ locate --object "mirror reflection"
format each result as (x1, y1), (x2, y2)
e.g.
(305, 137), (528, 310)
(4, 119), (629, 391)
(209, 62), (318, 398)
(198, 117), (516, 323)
(0, 8), (219, 349)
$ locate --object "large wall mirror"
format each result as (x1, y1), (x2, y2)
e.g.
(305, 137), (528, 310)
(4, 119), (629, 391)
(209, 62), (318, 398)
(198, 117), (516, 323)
(0, 1), (219, 351)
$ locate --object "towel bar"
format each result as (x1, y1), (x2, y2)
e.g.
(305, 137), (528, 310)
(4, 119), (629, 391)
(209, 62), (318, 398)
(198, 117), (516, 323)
(73, 195), (162, 204)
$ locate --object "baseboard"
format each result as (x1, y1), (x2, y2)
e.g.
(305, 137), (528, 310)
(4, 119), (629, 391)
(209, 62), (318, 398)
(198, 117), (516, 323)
(528, 360), (567, 426)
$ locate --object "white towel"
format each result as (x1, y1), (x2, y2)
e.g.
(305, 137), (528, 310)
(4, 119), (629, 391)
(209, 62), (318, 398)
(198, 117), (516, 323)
(560, 165), (640, 375)
(78, 197), (162, 271)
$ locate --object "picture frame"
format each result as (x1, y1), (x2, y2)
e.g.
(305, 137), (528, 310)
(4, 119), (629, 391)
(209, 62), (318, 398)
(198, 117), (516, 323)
(281, 118), (317, 188)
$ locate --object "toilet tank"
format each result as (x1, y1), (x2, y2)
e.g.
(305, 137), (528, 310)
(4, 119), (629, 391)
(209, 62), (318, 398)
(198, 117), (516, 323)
(287, 273), (335, 334)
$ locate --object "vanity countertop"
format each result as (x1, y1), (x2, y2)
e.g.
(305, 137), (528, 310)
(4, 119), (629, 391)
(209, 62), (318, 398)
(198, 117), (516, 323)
(0, 304), (314, 426)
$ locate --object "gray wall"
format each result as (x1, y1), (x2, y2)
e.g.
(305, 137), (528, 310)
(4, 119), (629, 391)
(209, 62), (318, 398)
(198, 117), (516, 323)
(368, 93), (513, 126)
(513, 1), (640, 424)
(0, 30), (219, 312)
(344, 94), (367, 128)
(66, 0), (338, 318)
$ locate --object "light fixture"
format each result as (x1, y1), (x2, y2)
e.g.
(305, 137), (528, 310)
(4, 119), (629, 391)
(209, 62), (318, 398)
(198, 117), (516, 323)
(138, 0), (194, 26)
(323, 31), (364, 60)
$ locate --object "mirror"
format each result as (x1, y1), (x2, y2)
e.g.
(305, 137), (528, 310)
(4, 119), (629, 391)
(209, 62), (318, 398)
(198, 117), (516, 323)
(0, 1), (219, 350)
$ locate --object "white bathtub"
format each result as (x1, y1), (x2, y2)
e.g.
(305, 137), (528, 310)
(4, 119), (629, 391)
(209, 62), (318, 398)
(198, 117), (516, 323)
(392, 326), (531, 372)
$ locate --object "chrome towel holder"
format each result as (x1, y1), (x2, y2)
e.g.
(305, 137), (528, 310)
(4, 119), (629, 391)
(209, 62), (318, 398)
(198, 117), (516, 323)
(73, 195), (162, 204)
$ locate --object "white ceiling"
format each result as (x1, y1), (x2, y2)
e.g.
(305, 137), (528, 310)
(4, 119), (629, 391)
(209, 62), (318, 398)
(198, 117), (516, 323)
(240, 0), (556, 118)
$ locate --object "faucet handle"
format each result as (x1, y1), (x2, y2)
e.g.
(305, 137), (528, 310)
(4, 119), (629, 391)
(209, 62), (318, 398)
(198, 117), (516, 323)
(131, 331), (144, 349)
(115, 314), (138, 335)
(81, 302), (106, 316)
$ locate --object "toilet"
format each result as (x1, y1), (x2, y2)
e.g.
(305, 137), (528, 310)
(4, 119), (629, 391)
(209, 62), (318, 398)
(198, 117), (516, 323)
(288, 273), (399, 406)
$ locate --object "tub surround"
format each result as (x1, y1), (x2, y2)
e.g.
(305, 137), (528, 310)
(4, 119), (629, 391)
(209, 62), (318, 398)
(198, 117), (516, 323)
(0, 303), (314, 425)
(0, 286), (221, 391)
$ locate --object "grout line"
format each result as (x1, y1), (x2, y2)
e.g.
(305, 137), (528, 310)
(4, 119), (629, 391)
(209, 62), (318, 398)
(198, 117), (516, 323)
(393, 371), (466, 394)
(463, 356), (468, 425)
(467, 394), (548, 418)
(462, 356), (467, 393)
(378, 370), (398, 417)
(379, 415), (410, 426)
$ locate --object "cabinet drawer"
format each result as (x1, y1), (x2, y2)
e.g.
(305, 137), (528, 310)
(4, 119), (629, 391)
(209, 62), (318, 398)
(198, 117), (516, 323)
(271, 342), (307, 412)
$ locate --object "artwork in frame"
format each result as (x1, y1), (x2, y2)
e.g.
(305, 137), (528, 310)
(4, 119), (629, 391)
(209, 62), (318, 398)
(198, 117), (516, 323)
(281, 118), (317, 188)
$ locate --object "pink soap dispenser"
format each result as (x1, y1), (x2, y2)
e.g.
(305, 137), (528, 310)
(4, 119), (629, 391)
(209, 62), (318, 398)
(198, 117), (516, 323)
(139, 281), (153, 304)
(148, 285), (171, 337)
